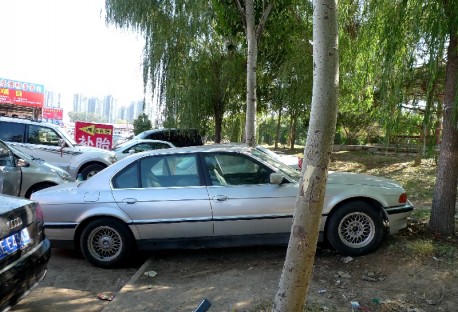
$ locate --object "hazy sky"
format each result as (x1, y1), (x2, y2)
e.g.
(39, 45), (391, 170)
(0, 0), (145, 107)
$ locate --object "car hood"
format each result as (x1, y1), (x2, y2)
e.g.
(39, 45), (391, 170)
(73, 145), (115, 155)
(328, 172), (402, 189)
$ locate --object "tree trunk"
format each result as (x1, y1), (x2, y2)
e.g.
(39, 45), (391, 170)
(273, 0), (339, 311)
(214, 101), (224, 143)
(244, 0), (257, 147)
(275, 107), (282, 149)
(290, 115), (297, 149)
(429, 30), (458, 235)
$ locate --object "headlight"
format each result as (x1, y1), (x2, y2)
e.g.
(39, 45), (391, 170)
(57, 169), (73, 181)
(109, 155), (117, 164)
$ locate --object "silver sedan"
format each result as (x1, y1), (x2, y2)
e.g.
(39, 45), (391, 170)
(31, 144), (414, 268)
(111, 139), (175, 160)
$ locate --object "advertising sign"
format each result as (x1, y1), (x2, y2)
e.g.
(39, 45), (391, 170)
(74, 121), (113, 150)
(0, 78), (45, 108)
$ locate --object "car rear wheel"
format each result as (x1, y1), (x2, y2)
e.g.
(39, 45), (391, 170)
(326, 201), (385, 256)
(80, 218), (134, 268)
(80, 164), (105, 180)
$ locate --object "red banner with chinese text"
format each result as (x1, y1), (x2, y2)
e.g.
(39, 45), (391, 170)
(42, 107), (63, 120)
(0, 78), (45, 108)
(74, 121), (113, 150)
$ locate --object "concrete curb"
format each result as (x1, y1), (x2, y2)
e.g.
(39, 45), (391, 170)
(101, 258), (152, 312)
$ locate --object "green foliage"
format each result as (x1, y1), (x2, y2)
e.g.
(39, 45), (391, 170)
(133, 113), (152, 135)
(68, 111), (107, 123)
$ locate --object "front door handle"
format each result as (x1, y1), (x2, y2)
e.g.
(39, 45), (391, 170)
(213, 195), (228, 202)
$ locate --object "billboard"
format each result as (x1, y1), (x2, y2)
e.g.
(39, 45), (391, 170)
(0, 78), (45, 108)
(42, 107), (64, 126)
(74, 121), (113, 150)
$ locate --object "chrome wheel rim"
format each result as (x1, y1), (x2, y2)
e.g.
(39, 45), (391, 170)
(338, 212), (375, 248)
(86, 170), (99, 179)
(87, 226), (122, 262)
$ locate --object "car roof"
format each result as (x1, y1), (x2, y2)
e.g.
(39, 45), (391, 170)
(125, 143), (252, 158)
(0, 116), (60, 128)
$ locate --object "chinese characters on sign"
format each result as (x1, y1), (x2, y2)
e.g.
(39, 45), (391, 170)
(75, 121), (113, 150)
(0, 78), (45, 107)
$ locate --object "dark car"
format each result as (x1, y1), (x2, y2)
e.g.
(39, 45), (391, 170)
(0, 194), (51, 311)
(134, 128), (204, 147)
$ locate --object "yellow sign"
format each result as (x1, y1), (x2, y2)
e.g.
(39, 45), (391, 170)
(79, 125), (112, 136)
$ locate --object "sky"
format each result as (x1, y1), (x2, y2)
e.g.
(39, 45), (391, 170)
(0, 0), (145, 108)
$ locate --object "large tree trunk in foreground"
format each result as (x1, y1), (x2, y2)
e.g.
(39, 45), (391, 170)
(429, 30), (458, 235)
(273, 0), (339, 311)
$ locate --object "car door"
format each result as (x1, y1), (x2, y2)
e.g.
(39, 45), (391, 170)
(0, 142), (21, 196)
(23, 124), (73, 172)
(203, 153), (297, 237)
(111, 153), (213, 240)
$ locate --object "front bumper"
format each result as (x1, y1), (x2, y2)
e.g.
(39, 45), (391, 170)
(385, 201), (414, 234)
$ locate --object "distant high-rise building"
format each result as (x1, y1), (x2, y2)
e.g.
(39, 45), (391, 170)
(45, 90), (62, 108)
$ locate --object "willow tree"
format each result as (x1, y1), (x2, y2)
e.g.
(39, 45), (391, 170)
(273, 0), (339, 310)
(105, 0), (243, 139)
(361, 0), (458, 235)
(429, 0), (458, 235)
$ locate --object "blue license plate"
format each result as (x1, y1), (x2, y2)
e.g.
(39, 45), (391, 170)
(0, 228), (31, 260)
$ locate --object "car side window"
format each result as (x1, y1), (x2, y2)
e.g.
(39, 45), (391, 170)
(0, 122), (25, 142)
(27, 125), (60, 146)
(112, 162), (140, 188)
(204, 154), (273, 186)
(140, 155), (200, 187)
(0, 142), (14, 166)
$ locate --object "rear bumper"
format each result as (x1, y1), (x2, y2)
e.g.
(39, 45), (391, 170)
(0, 237), (51, 311)
(385, 201), (414, 234)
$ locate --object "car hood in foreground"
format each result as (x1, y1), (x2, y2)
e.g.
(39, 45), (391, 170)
(328, 172), (403, 189)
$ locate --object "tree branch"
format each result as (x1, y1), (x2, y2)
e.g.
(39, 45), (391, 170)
(256, 2), (273, 40)
(235, 0), (247, 33)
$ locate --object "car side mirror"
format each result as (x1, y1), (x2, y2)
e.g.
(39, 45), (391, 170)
(58, 139), (66, 147)
(128, 149), (135, 154)
(16, 158), (29, 167)
(270, 173), (284, 185)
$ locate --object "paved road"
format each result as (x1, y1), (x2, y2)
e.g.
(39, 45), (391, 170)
(11, 248), (144, 312)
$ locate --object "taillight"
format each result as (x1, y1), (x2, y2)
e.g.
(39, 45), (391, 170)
(35, 203), (44, 222)
(298, 158), (303, 169)
(399, 193), (407, 204)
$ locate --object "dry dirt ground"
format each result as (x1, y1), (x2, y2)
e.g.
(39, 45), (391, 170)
(13, 151), (458, 312)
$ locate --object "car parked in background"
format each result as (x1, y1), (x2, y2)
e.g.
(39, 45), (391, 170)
(0, 194), (51, 311)
(112, 139), (175, 160)
(0, 116), (117, 180)
(31, 144), (413, 268)
(134, 128), (204, 147)
(0, 139), (73, 198)
(255, 146), (302, 170)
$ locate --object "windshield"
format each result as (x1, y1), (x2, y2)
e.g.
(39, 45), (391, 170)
(111, 140), (132, 152)
(56, 126), (78, 146)
(250, 148), (301, 181)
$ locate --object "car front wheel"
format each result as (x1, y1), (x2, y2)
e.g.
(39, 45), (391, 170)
(326, 201), (385, 256)
(80, 218), (134, 268)
(80, 164), (105, 180)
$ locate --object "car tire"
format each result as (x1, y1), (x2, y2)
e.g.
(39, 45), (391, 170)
(26, 183), (55, 199)
(80, 218), (134, 268)
(80, 164), (105, 180)
(326, 201), (385, 256)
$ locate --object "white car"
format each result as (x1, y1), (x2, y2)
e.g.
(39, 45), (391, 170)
(112, 139), (175, 160)
(256, 146), (301, 170)
(32, 144), (413, 268)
